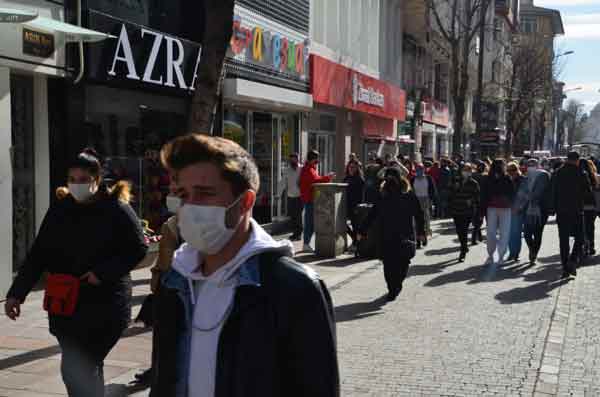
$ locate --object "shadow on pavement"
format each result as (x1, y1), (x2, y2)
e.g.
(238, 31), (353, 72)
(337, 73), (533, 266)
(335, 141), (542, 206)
(335, 295), (388, 323)
(409, 259), (459, 276)
(495, 278), (570, 304)
(424, 246), (461, 256)
(294, 254), (366, 267)
(0, 326), (150, 372)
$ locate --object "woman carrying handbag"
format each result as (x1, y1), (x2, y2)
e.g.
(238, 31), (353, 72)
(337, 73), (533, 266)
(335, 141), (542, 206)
(4, 149), (148, 397)
(358, 166), (425, 301)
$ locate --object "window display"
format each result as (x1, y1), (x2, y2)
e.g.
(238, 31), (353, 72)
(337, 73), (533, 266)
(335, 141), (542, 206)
(85, 85), (186, 232)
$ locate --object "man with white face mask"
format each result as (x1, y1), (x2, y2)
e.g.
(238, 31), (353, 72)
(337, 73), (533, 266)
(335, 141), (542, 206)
(151, 134), (339, 397)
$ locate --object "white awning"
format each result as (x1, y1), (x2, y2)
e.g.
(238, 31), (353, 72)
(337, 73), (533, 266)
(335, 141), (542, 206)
(24, 17), (115, 43)
(0, 8), (37, 23)
(223, 78), (313, 111)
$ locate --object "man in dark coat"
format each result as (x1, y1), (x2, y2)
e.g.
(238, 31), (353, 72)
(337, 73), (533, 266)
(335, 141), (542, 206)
(553, 151), (592, 277)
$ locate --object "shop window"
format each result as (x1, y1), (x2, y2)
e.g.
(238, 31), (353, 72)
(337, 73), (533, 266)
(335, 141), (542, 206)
(84, 85), (186, 232)
(223, 109), (248, 149)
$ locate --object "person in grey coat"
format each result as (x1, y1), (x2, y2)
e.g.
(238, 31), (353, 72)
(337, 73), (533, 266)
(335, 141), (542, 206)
(513, 158), (552, 264)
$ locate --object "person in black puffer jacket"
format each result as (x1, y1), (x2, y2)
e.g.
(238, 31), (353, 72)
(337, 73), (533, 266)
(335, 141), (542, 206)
(448, 163), (480, 262)
(359, 167), (425, 301)
(4, 149), (148, 397)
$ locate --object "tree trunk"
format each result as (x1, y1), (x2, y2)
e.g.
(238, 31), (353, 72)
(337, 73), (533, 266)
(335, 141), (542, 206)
(188, 0), (235, 134)
(450, 42), (462, 154)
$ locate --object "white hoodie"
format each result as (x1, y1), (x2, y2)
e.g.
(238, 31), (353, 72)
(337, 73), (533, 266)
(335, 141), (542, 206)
(171, 219), (294, 397)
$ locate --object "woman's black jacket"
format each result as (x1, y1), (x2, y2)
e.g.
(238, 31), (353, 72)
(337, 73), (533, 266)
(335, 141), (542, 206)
(7, 185), (148, 337)
(359, 188), (425, 259)
(343, 174), (365, 217)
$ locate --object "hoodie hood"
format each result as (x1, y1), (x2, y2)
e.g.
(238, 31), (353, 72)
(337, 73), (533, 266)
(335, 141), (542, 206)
(172, 218), (294, 286)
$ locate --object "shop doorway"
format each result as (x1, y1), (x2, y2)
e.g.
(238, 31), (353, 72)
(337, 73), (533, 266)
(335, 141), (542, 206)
(11, 74), (35, 272)
(308, 132), (335, 175)
(252, 112), (299, 224)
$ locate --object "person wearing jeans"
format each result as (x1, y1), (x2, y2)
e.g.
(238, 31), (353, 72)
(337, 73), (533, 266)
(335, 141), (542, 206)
(481, 159), (515, 265)
(280, 153), (303, 241)
(516, 158), (552, 264)
(299, 150), (334, 251)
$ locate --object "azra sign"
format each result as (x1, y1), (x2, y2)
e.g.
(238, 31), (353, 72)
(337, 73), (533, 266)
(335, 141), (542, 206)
(108, 24), (202, 91)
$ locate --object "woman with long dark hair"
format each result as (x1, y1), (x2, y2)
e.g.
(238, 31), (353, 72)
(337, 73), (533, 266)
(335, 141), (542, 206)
(359, 167), (425, 301)
(4, 149), (148, 397)
(481, 159), (515, 265)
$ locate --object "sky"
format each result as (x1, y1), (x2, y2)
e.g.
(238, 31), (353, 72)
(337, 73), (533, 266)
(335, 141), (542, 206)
(536, 0), (600, 113)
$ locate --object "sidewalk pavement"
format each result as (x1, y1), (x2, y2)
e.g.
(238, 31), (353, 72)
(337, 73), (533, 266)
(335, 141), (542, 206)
(0, 234), (378, 397)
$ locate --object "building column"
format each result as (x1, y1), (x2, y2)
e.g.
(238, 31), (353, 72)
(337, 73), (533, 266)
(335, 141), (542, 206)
(0, 66), (12, 297)
(34, 75), (49, 233)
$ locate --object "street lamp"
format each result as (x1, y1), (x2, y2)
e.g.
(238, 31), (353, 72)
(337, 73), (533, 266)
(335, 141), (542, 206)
(564, 86), (582, 93)
(556, 51), (575, 58)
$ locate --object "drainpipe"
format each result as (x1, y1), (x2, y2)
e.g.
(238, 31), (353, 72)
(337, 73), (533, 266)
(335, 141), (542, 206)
(73, 0), (84, 84)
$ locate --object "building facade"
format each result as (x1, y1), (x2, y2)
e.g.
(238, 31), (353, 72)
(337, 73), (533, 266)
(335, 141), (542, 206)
(310, 0), (407, 174)
(0, 0), (112, 296)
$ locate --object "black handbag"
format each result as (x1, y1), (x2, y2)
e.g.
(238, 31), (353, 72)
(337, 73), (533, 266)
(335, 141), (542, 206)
(399, 239), (417, 260)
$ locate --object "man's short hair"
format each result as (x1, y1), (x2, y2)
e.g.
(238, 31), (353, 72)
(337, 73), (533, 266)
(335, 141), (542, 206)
(567, 151), (580, 161)
(527, 158), (539, 167)
(161, 134), (260, 196)
(307, 150), (320, 162)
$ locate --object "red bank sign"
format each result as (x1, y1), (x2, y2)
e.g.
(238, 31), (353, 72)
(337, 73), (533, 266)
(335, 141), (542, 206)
(310, 55), (406, 121)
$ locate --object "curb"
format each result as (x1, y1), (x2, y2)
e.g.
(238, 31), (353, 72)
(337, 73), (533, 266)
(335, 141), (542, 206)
(533, 278), (575, 396)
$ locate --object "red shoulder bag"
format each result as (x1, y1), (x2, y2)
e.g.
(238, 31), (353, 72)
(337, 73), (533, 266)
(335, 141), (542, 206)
(43, 274), (81, 316)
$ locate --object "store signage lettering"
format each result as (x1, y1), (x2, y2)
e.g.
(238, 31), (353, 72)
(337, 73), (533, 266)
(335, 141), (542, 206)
(108, 24), (202, 91)
(230, 15), (309, 79)
(23, 28), (55, 58)
(352, 74), (385, 108)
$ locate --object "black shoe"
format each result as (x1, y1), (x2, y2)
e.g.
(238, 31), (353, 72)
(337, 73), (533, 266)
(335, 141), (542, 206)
(570, 267), (578, 277)
(471, 240), (478, 246)
(561, 270), (571, 279)
(590, 249), (596, 256)
(133, 367), (153, 385)
(529, 253), (537, 264)
(478, 235), (484, 242)
(458, 251), (466, 262)
(423, 239), (428, 247)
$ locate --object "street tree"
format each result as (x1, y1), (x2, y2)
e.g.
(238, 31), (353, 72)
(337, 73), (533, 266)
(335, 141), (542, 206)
(426, 0), (492, 154)
(496, 34), (561, 155)
(188, 0), (235, 134)
(564, 99), (587, 145)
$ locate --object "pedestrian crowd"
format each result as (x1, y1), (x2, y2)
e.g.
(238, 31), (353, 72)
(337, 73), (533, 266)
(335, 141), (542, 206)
(4, 131), (600, 397)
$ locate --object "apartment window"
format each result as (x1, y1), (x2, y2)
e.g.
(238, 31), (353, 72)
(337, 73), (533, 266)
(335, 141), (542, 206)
(522, 17), (537, 33)
(494, 17), (502, 41)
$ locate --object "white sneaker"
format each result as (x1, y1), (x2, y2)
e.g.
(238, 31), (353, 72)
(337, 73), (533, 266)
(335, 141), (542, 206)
(303, 243), (314, 252)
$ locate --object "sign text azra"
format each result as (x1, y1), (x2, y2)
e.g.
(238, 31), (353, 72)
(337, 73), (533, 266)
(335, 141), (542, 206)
(108, 24), (201, 91)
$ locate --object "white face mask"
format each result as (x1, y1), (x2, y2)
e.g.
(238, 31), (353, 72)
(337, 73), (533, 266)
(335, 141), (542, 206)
(68, 182), (97, 202)
(178, 195), (244, 255)
(166, 195), (182, 214)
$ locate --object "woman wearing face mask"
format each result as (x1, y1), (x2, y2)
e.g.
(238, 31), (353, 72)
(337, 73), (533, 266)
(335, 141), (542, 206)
(411, 163), (437, 249)
(448, 163), (480, 262)
(4, 148), (148, 397)
(359, 167), (425, 301)
(481, 159), (515, 265)
(507, 162), (526, 262)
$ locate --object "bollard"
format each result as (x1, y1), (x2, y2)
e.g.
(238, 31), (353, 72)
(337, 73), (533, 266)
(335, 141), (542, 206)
(313, 183), (348, 258)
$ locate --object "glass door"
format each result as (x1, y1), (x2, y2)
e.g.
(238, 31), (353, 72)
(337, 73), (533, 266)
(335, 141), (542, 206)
(272, 116), (283, 221)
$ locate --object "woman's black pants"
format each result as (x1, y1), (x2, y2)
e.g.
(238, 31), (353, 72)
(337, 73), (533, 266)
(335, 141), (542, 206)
(56, 327), (122, 397)
(382, 256), (410, 294)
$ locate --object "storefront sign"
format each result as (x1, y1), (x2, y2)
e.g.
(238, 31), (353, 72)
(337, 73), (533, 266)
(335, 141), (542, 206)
(229, 14), (310, 81)
(87, 11), (202, 93)
(421, 100), (449, 127)
(311, 55), (406, 122)
(353, 74), (385, 108)
(23, 28), (54, 58)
